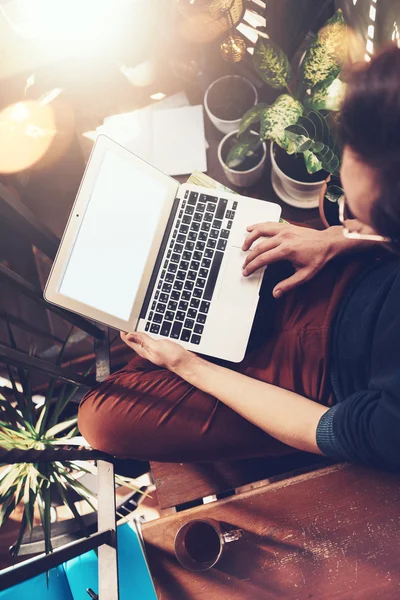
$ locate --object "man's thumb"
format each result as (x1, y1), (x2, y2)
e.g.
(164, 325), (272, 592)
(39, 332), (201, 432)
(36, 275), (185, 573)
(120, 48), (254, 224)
(273, 270), (306, 298)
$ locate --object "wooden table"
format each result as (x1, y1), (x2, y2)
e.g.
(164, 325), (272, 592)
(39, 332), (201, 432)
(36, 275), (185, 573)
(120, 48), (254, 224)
(142, 463), (400, 599)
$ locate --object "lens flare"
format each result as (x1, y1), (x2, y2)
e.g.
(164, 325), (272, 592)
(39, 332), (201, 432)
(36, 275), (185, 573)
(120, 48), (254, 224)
(0, 101), (56, 173)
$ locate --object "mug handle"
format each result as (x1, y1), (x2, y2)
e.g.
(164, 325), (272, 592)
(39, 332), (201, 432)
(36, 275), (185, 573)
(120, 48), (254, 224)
(222, 529), (244, 543)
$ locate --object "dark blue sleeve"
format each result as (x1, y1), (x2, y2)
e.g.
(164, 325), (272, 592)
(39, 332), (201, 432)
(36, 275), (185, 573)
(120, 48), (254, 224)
(316, 389), (400, 471)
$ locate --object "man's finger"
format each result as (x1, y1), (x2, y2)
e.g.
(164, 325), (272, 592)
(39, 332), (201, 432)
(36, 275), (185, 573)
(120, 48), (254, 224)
(242, 237), (280, 269)
(242, 246), (286, 276)
(273, 269), (308, 298)
(242, 222), (284, 251)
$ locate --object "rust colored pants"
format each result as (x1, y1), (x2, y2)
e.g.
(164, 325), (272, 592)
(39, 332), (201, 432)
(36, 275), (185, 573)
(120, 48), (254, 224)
(78, 256), (368, 463)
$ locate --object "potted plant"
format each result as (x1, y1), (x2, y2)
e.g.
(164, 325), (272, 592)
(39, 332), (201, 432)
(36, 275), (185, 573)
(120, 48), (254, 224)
(218, 129), (267, 188)
(227, 9), (348, 207)
(204, 74), (258, 134)
(0, 327), (140, 557)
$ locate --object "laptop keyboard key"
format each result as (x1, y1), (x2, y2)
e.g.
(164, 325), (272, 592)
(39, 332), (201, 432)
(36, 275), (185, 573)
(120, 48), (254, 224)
(196, 278), (206, 288)
(200, 301), (210, 314)
(200, 193), (217, 203)
(168, 300), (178, 310)
(176, 311), (185, 321)
(193, 212), (202, 222)
(177, 234), (186, 244)
(210, 229), (218, 239)
(157, 280), (163, 289)
(197, 203), (206, 213)
(193, 251), (202, 261)
(188, 231), (197, 241)
(216, 199), (228, 219)
(150, 323), (160, 334)
(178, 300), (188, 311)
(198, 231), (208, 241)
(182, 250), (192, 261)
(182, 291), (191, 301)
(177, 270), (186, 280)
(225, 210), (235, 219)
(190, 298), (200, 309)
(165, 311), (175, 321)
(194, 323), (204, 334)
(173, 280), (183, 290)
(185, 241), (195, 251)
(180, 260), (189, 270)
(162, 283), (172, 293)
(187, 308), (197, 319)
(153, 313), (163, 323)
(187, 270), (197, 281)
(184, 318), (194, 329)
(182, 215), (191, 225)
(204, 212), (213, 222)
(207, 239), (216, 249)
(204, 251), (223, 301)
(180, 329), (191, 342)
(155, 291), (159, 300)
(151, 301), (156, 310)
(171, 322), (183, 339)
(190, 260), (200, 271)
(193, 287), (203, 298)
(156, 303), (166, 313)
(184, 280), (194, 291)
(197, 313), (207, 324)
(227, 220), (233, 230)
(233, 201), (238, 210)
(201, 222), (211, 232)
(185, 205), (194, 215)
(171, 290), (180, 300)
(220, 229), (230, 239)
(196, 241), (205, 251)
(204, 248), (214, 259)
(174, 243), (183, 253)
(217, 239), (227, 251)
(179, 224), (189, 234)
(191, 334), (201, 345)
(171, 253), (180, 263)
(168, 263), (177, 273)
(145, 322), (150, 331)
(188, 191), (198, 205)
(159, 293), (169, 303)
(212, 219), (222, 229)
(191, 221), (200, 232)
(165, 272), (174, 283)
(160, 321), (172, 336)
(207, 203), (216, 212)
(199, 268), (208, 279)
(202, 258), (211, 268)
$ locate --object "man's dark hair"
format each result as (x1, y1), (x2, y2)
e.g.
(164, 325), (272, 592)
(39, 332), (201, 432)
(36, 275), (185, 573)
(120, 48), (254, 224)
(340, 44), (400, 249)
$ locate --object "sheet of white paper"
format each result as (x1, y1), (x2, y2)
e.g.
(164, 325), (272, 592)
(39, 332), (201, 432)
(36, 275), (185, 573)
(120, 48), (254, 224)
(152, 105), (207, 176)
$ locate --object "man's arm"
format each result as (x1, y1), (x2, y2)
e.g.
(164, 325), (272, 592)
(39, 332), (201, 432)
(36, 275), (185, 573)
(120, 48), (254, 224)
(174, 354), (328, 454)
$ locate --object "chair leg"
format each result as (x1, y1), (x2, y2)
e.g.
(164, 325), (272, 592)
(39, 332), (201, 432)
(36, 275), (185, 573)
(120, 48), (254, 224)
(97, 460), (119, 600)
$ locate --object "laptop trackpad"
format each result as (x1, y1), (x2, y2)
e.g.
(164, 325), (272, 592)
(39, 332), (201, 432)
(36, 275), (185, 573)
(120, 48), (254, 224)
(218, 246), (261, 308)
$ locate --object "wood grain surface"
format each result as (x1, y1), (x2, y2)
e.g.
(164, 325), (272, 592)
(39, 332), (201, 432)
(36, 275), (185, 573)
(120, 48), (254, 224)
(143, 463), (400, 600)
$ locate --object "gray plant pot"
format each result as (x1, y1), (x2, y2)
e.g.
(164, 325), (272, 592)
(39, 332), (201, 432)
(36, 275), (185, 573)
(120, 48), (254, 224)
(218, 130), (267, 188)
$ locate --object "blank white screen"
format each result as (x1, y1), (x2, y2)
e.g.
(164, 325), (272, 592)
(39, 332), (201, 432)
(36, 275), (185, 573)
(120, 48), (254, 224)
(59, 150), (169, 321)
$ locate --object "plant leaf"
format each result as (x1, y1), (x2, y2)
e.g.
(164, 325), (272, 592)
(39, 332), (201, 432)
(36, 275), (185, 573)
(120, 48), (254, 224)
(304, 78), (346, 111)
(301, 9), (348, 90)
(225, 132), (261, 169)
(303, 150), (323, 174)
(325, 185), (344, 203)
(260, 94), (303, 145)
(238, 103), (268, 136)
(253, 37), (291, 89)
(53, 474), (89, 538)
(45, 417), (78, 439)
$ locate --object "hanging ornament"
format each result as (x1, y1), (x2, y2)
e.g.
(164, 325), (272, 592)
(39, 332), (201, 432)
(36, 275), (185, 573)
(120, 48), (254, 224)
(220, 33), (246, 62)
(219, 2), (246, 62)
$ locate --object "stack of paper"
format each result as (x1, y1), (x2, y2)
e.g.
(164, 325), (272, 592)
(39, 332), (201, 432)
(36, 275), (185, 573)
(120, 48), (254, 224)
(84, 92), (208, 176)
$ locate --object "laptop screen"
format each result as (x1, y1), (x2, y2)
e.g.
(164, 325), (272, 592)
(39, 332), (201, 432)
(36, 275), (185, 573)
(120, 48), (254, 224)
(58, 149), (171, 321)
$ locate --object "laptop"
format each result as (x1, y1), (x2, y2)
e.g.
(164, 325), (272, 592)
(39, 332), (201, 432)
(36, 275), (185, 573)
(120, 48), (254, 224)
(44, 135), (281, 362)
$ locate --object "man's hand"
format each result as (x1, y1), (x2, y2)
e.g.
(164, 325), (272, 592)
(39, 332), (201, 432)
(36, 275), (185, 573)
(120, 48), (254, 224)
(121, 331), (196, 373)
(242, 222), (345, 298)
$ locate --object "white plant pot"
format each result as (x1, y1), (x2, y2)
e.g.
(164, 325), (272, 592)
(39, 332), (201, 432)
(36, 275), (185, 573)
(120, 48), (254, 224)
(218, 130), (267, 188)
(270, 142), (327, 209)
(204, 75), (258, 135)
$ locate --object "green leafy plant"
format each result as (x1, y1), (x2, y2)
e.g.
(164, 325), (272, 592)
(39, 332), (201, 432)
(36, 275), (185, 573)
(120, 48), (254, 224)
(0, 326), (140, 557)
(226, 9), (347, 176)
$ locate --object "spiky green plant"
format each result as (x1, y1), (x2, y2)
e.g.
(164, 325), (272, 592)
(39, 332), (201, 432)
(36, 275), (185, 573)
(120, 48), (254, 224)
(0, 325), (140, 557)
(226, 9), (347, 176)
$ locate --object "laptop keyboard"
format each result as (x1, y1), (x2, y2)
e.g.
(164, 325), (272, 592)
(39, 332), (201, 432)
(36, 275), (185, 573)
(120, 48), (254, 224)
(144, 190), (237, 345)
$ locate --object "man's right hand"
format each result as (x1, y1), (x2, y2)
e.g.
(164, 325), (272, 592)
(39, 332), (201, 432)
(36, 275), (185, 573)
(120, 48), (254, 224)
(242, 222), (353, 298)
